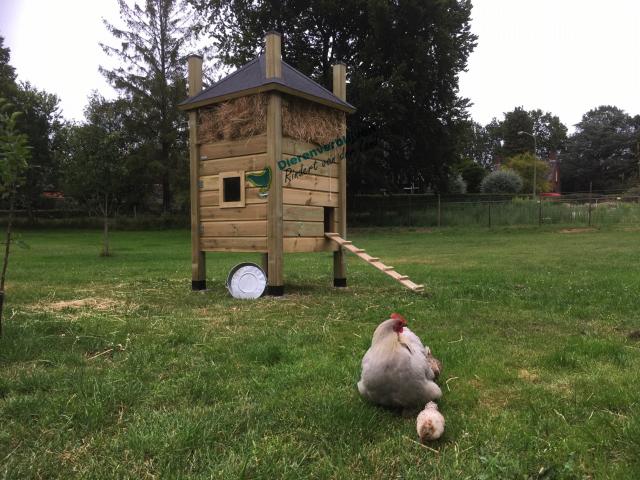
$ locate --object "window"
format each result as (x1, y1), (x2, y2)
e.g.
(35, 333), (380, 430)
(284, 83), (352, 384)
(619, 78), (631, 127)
(219, 171), (245, 208)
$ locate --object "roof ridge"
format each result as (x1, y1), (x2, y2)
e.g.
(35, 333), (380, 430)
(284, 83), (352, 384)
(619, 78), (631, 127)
(281, 60), (342, 100)
(194, 56), (261, 100)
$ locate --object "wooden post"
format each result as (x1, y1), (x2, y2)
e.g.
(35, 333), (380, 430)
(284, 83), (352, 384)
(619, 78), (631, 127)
(332, 63), (347, 287)
(187, 54), (206, 290)
(538, 196), (543, 226)
(265, 33), (284, 295)
(437, 194), (441, 227)
(588, 181), (593, 227)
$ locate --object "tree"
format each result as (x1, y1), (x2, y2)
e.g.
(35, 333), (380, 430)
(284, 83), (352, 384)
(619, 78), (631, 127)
(62, 95), (130, 256)
(480, 169), (522, 194)
(191, 0), (477, 193)
(2, 37), (64, 221)
(494, 107), (567, 160)
(458, 120), (501, 169)
(0, 99), (31, 336)
(14, 83), (63, 220)
(454, 158), (486, 193)
(530, 109), (567, 157)
(0, 37), (18, 102)
(562, 106), (639, 192)
(503, 152), (550, 194)
(101, 0), (192, 211)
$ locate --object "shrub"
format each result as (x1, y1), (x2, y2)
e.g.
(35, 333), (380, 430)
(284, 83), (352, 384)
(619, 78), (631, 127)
(504, 152), (550, 193)
(448, 174), (467, 194)
(480, 169), (523, 194)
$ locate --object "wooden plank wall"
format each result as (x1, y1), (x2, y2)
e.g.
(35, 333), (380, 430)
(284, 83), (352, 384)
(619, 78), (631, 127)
(195, 133), (341, 253)
(198, 135), (268, 252)
(281, 136), (341, 252)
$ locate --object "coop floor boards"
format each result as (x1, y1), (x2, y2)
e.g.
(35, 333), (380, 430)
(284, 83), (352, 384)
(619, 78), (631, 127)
(324, 233), (424, 293)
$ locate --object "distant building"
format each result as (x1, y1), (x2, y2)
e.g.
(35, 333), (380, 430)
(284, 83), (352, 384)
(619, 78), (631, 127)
(546, 151), (561, 193)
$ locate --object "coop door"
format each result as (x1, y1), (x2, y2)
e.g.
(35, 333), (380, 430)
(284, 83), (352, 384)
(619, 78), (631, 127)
(219, 171), (245, 208)
(324, 207), (336, 234)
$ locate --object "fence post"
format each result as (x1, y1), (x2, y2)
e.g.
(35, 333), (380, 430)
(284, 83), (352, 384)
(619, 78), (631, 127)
(538, 196), (543, 226)
(488, 201), (491, 228)
(589, 182), (593, 226)
(437, 194), (441, 227)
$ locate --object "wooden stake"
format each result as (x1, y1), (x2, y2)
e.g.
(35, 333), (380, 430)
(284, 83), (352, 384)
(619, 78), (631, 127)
(589, 182), (593, 226)
(188, 54), (206, 290)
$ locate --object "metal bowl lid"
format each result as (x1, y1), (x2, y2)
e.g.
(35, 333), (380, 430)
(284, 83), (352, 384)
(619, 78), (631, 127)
(226, 263), (267, 299)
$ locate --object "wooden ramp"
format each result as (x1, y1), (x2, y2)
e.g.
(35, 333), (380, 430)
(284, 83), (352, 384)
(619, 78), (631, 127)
(325, 233), (424, 293)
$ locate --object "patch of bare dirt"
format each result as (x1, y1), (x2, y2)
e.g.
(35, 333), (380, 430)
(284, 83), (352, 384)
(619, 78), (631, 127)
(29, 297), (138, 319)
(558, 228), (597, 234)
(42, 298), (122, 311)
(518, 369), (540, 383)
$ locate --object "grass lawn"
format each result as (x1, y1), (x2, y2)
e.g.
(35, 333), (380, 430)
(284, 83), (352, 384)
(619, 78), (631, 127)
(1, 226), (640, 479)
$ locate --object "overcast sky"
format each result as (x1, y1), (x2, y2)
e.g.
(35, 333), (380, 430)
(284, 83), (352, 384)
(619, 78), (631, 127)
(1, 0), (639, 131)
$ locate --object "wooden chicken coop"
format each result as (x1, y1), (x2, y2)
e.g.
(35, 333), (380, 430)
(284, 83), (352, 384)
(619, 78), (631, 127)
(179, 32), (355, 295)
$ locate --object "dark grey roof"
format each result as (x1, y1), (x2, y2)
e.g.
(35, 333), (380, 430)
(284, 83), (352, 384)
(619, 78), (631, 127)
(179, 55), (355, 112)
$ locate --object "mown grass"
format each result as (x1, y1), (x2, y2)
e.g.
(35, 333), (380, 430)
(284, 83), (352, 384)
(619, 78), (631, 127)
(1, 226), (640, 479)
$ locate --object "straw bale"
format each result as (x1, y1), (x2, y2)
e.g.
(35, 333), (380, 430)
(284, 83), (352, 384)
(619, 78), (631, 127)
(197, 93), (345, 145)
(198, 95), (267, 143)
(282, 96), (345, 145)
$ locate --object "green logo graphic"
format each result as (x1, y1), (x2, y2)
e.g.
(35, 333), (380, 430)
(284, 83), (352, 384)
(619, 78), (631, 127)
(246, 167), (272, 197)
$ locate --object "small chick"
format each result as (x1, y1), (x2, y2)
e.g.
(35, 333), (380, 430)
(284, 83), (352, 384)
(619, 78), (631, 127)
(426, 351), (442, 379)
(416, 402), (445, 442)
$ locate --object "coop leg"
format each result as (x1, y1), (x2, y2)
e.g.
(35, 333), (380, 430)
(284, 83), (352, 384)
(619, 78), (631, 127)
(334, 249), (347, 287)
(330, 208), (347, 287)
(266, 254), (284, 296)
(261, 253), (282, 295)
(192, 251), (206, 290)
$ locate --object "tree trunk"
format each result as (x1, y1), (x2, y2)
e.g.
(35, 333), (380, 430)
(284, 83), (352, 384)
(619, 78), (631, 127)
(102, 194), (110, 257)
(26, 200), (35, 226)
(0, 195), (15, 337)
(162, 172), (172, 213)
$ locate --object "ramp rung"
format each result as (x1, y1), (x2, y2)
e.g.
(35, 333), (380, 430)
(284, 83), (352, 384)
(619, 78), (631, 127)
(324, 232), (424, 294)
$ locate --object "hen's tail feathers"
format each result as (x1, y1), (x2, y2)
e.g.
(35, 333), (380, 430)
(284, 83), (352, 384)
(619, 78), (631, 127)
(426, 381), (442, 401)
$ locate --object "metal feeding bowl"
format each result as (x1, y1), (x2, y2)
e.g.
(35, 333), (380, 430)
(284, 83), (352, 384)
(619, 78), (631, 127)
(226, 263), (267, 299)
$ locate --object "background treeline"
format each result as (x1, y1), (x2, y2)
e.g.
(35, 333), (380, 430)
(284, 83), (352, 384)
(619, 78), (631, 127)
(2, 0), (640, 224)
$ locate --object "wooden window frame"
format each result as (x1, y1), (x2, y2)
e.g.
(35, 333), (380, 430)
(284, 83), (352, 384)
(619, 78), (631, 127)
(219, 170), (246, 208)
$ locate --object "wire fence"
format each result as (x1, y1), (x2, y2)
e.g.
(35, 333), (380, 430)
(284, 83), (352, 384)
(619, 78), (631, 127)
(4, 193), (640, 230)
(347, 193), (640, 228)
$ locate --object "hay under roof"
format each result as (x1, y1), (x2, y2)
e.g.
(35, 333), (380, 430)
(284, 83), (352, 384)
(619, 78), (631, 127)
(179, 54), (355, 113)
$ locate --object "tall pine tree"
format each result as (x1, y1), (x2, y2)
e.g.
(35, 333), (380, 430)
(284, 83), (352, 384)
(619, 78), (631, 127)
(101, 0), (192, 211)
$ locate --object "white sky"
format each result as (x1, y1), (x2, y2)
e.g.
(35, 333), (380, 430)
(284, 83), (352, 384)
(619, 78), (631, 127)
(459, 0), (640, 130)
(1, 0), (639, 130)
